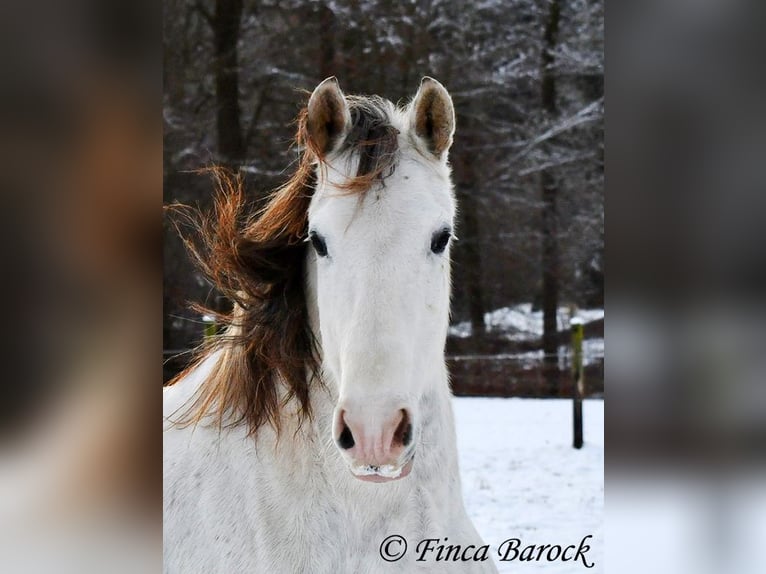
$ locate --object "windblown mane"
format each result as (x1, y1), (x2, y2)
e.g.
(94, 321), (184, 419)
(167, 95), (399, 436)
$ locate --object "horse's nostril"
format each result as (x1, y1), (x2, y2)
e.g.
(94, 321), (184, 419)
(393, 409), (413, 447)
(402, 422), (413, 446)
(338, 424), (355, 450)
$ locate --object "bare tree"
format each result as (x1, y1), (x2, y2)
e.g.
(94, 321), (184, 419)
(195, 0), (245, 163)
(540, 0), (562, 394)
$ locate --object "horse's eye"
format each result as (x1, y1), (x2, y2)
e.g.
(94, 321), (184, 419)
(430, 228), (452, 254)
(309, 231), (328, 257)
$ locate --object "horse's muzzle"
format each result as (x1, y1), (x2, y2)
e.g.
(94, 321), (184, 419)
(334, 405), (415, 482)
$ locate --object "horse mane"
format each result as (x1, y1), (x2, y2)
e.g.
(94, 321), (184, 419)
(167, 95), (400, 437)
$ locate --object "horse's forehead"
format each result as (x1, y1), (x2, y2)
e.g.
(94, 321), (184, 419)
(310, 158), (453, 231)
(311, 191), (449, 244)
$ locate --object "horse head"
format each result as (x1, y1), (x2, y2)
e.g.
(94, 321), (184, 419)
(304, 77), (456, 482)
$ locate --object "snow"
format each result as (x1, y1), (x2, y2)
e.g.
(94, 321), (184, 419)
(449, 303), (604, 341)
(455, 397), (604, 573)
(448, 304), (605, 367)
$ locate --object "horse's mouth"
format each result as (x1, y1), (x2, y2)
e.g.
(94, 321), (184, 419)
(349, 456), (414, 483)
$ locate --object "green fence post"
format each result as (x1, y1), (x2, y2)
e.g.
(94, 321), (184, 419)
(571, 317), (584, 449)
(202, 314), (217, 339)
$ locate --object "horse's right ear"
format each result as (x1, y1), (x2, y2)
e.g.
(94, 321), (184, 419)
(409, 77), (455, 159)
(306, 77), (351, 157)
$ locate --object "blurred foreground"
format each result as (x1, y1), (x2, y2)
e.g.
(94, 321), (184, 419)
(608, 0), (766, 572)
(0, 1), (160, 572)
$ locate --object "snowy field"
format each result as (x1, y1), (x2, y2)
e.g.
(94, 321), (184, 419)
(455, 397), (604, 573)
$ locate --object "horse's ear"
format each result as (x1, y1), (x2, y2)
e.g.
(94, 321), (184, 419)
(409, 77), (455, 158)
(306, 77), (351, 157)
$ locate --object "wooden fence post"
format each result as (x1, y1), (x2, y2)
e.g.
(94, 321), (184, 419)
(571, 317), (584, 449)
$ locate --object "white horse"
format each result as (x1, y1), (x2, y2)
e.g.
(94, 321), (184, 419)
(164, 77), (498, 573)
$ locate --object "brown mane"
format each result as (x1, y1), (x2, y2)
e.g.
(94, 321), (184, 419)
(166, 95), (399, 436)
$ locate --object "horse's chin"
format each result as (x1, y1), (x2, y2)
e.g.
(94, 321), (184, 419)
(349, 457), (414, 483)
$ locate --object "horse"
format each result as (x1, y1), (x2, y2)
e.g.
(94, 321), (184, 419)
(164, 77), (498, 573)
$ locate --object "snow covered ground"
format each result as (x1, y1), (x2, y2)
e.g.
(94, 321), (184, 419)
(455, 397), (604, 573)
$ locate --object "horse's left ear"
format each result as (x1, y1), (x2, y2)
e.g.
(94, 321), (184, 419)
(409, 77), (455, 158)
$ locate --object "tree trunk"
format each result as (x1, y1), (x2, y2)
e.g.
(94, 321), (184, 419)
(461, 189), (486, 341)
(318, 3), (337, 79)
(214, 0), (244, 163)
(454, 123), (486, 342)
(540, 0), (561, 395)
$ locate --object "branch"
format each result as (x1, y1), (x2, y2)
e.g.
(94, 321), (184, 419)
(508, 98), (603, 161)
(518, 151), (598, 177)
(529, 99), (602, 145)
(243, 77), (273, 148)
(194, 1), (215, 28)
